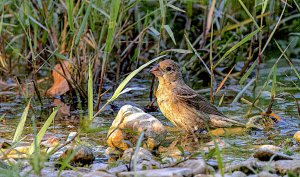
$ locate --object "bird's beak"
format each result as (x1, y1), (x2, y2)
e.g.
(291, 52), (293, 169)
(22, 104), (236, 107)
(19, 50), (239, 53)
(150, 64), (163, 77)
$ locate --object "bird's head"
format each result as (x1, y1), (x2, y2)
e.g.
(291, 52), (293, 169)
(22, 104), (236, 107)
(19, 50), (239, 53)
(150, 59), (183, 84)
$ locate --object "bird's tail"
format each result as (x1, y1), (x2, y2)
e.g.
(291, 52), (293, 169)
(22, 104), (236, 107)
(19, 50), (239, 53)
(209, 115), (246, 128)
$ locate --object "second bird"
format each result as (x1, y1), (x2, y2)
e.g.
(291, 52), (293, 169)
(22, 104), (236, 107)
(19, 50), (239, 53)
(150, 59), (244, 132)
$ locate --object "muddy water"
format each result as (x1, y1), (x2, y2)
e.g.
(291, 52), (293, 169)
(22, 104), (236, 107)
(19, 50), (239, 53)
(0, 59), (299, 164)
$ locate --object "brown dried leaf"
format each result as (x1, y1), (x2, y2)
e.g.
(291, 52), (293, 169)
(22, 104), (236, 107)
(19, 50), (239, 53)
(47, 61), (71, 97)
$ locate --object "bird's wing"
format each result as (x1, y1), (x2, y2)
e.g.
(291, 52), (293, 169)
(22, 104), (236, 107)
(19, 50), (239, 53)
(172, 85), (226, 117)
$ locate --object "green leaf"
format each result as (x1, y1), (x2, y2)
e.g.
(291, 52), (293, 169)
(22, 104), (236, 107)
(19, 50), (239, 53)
(214, 28), (260, 69)
(13, 100), (31, 143)
(29, 107), (59, 154)
(164, 25), (176, 45)
(176, 145), (185, 156)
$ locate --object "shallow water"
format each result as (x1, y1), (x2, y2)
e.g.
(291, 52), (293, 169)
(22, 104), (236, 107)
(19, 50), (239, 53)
(0, 59), (299, 165)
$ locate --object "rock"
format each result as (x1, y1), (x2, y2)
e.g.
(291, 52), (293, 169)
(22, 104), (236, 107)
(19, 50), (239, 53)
(122, 147), (153, 162)
(259, 145), (281, 152)
(105, 147), (123, 157)
(275, 160), (300, 174)
(194, 175), (214, 177)
(176, 159), (212, 175)
(161, 157), (177, 166)
(294, 131), (300, 143)
(122, 147), (161, 170)
(83, 171), (116, 177)
(107, 105), (166, 150)
(107, 164), (129, 174)
(253, 148), (294, 161)
(90, 163), (108, 171)
(224, 158), (275, 174)
(257, 171), (279, 177)
(59, 145), (95, 167)
(231, 171), (247, 177)
(118, 168), (193, 177)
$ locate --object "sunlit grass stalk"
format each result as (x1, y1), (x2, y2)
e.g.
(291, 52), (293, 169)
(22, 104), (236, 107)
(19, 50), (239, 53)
(88, 60), (93, 121)
(31, 115), (41, 175)
(12, 99), (31, 143)
(212, 135), (224, 177)
(66, 0), (75, 31)
(29, 107), (59, 154)
(209, 20), (214, 103)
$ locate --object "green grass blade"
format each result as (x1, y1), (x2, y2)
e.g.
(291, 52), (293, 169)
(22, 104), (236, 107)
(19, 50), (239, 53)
(237, 0), (259, 29)
(213, 137), (224, 176)
(239, 60), (257, 85)
(133, 131), (144, 176)
(166, 3), (186, 13)
(271, 64), (277, 98)
(164, 25), (176, 45)
(261, 2), (286, 54)
(75, 0), (93, 45)
(104, 0), (121, 54)
(274, 40), (300, 80)
(101, 0), (121, 74)
(214, 28), (260, 69)
(163, 49), (192, 54)
(29, 107), (59, 154)
(88, 60), (93, 121)
(66, 0), (74, 31)
(261, 0), (269, 14)
(185, 34), (211, 75)
(0, 114), (5, 122)
(12, 99), (31, 143)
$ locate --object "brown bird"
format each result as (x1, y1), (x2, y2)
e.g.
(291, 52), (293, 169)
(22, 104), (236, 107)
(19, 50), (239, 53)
(150, 59), (245, 132)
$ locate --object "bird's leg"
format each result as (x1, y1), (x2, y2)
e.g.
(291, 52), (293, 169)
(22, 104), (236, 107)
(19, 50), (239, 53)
(144, 98), (158, 112)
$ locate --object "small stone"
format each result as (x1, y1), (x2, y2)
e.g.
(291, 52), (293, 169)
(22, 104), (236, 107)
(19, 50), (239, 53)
(275, 160), (300, 174)
(176, 159), (212, 175)
(122, 147), (154, 162)
(59, 145), (95, 167)
(107, 164), (129, 174)
(83, 171), (116, 177)
(232, 171), (247, 177)
(259, 145), (281, 152)
(293, 131), (300, 143)
(90, 163), (108, 171)
(118, 168), (193, 177)
(257, 171), (279, 177)
(122, 147), (161, 170)
(194, 175), (213, 177)
(253, 149), (293, 161)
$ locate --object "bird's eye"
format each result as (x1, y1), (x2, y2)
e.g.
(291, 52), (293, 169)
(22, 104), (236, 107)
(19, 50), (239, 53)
(166, 67), (172, 72)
